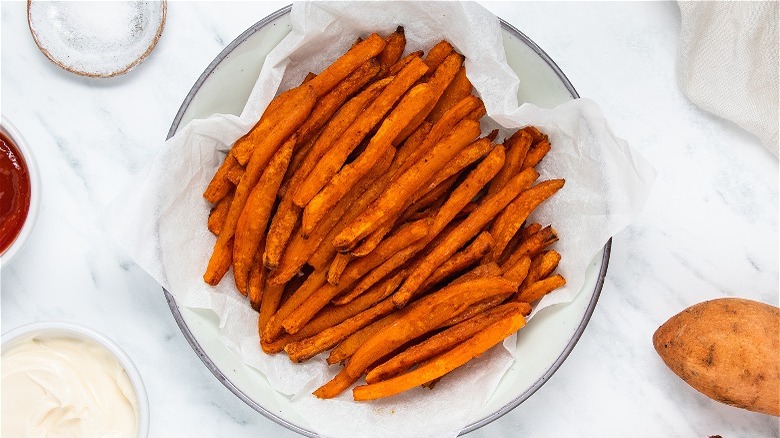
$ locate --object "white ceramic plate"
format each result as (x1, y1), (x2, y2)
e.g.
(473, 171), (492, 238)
(27, 0), (166, 78)
(165, 6), (610, 436)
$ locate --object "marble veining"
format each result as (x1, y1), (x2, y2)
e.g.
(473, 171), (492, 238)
(1, 1), (777, 437)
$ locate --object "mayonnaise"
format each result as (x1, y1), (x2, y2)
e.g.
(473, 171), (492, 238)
(1, 335), (138, 438)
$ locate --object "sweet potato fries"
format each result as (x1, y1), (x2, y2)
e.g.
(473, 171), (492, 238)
(202, 29), (566, 401)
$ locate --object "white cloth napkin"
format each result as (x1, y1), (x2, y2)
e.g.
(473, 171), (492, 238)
(677, 1), (779, 156)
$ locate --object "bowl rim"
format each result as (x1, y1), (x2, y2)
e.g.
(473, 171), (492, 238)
(0, 115), (41, 268)
(1, 321), (151, 438)
(26, 0), (167, 78)
(164, 4), (610, 437)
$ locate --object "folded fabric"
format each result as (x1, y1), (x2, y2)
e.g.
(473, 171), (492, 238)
(677, 1), (779, 157)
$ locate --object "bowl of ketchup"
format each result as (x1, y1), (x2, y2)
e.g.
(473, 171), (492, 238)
(0, 116), (40, 267)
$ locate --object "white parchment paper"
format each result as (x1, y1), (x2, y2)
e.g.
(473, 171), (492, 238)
(104, 2), (655, 437)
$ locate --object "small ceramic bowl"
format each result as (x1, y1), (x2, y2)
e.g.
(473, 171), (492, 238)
(0, 116), (41, 267)
(1, 322), (150, 438)
(27, 0), (166, 78)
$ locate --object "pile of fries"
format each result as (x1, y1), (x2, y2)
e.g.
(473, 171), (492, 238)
(202, 27), (566, 401)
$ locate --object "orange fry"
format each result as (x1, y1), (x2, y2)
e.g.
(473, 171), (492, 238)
(301, 83), (435, 236)
(262, 269), (328, 343)
(313, 277), (517, 398)
(428, 66), (472, 123)
(487, 129), (533, 197)
(328, 252), (351, 285)
(282, 219), (430, 335)
(352, 303), (526, 401)
(286, 297), (398, 363)
(293, 57), (429, 208)
(248, 250), (265, 308)
(516, 274), (566, 303)
(500, 225), (559, 271)
(394, 52), (463, 143)
(233, 135), (295, 291)
(232, 84), (317, 165)
(379, 26), (406, 69)
(207, 190), (234, 236)
(307, 33), (386, 96)
(423, 40), (454, 72)
(365, 302), (522, 383)
(203, 152), (240, 204)
(393, 167), (539, 307)
(521, 137), (551, 170)
(388, 50), (423, 76)
(489, 179), (565, 260)
(259, 280), (285, 333)
(334, 118), (481, 250)
(203, 85), (316, 286)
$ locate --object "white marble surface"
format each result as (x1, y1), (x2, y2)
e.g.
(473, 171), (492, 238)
(1, 1), (777, 437)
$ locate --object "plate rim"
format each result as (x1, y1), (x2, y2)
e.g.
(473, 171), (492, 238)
(164, 4), (610, 436)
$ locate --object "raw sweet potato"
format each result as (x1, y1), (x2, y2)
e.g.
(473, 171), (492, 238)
(653, 297), (779, 416)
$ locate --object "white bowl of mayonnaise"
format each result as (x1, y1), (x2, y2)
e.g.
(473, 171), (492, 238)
(1, 322), (149, 438)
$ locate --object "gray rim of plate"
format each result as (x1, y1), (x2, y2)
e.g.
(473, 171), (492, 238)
(164, 5), (611, 437)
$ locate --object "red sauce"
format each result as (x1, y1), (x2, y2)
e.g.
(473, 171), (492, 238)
(0, 130), (31, 254)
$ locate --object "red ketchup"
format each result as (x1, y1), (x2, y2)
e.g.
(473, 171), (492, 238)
(0, 130), (31, 254)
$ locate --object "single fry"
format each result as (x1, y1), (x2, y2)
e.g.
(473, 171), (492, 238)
(328, 252), (351, 285)
(502, 255), (531, 289)
(393, 167), (539, 307)
(365, 302), (522, 383)
(259, 280), (285, 333)
(521, 137), (551, 170)
(313, 277), (517, 398)
(423, 40), (454, 72)
(248, 250), (265, 308)
(388, 50), (423, 76)
(203, 152), (240, 204)
(307, 33), (386, 96)
(301, 83), (435, 235)
(516, 274), (566, 303)
(233, 136), (295, 291)
(379, 26), (406, 69)
(489, 179), (565, 260)
(207, 190), (234, 236)
(487, 129), (533, 197)
(428, 66), (472, 123)
(293, 57), (428, 208)
(353, 303), (526, 400)
(225, 164), (244, 186)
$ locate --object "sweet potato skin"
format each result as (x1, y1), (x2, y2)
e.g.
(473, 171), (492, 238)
(653, 298), (779, 416)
